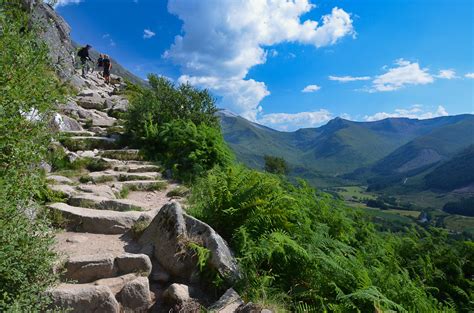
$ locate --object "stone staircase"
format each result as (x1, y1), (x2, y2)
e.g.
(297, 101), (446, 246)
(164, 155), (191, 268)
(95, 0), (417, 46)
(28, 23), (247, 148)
(46, 71), (261, 313)
(47, 72), (181, 312)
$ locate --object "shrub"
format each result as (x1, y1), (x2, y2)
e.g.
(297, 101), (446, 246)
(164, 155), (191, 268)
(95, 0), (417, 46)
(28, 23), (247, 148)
(0, 2), (63, 310)
(189, 165), (458, 312)
(144, 120), (233, 181)
(124, 75), (231, 181)
(264, 155), (288, 175)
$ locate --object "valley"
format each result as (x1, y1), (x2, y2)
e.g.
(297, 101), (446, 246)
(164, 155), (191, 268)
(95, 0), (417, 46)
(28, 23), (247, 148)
(220, 112), (474, 236)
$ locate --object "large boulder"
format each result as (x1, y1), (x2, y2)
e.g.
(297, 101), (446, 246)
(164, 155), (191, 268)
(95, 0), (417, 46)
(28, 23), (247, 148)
(117, 277), (152, 312)
(48, 284), (120, 313)
(139, 202), (240, 283)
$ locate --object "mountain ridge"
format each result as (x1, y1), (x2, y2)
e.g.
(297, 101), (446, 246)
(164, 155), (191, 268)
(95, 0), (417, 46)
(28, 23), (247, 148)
(218, 111), (474, 187)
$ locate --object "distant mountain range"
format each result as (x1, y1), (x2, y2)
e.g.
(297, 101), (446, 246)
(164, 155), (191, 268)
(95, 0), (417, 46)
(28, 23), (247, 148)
(218, 111), (474, 189)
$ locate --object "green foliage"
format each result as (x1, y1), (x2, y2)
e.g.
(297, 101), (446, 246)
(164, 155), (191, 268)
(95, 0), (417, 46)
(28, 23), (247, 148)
(0, 2), (62, 310)
(124, 75), (231, 181)
(189, 165), (469, 312)
(147, 120), (233, 181)
(264, 155), (288, 175)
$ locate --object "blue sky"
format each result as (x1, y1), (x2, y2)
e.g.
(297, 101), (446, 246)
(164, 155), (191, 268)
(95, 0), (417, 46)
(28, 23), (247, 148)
(56, 0), (473, 131)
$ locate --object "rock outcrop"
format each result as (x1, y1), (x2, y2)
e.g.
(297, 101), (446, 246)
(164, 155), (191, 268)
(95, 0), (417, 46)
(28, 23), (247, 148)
(139, 202), (240, 284)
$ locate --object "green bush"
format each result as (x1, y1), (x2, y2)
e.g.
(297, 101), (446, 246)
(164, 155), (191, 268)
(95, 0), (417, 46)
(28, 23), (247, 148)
(264, 155), (288, 175)
(0, 2), (63, 310)
(189, 165), (465, 312)
(145, 120), (233, 181)
(124, 77), (232, 181)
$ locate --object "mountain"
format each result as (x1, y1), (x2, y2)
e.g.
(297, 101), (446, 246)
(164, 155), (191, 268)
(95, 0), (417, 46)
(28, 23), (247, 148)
(425, 145), (474, 191)
(219, 112), (474, 187)
(363, 116), (474, 191)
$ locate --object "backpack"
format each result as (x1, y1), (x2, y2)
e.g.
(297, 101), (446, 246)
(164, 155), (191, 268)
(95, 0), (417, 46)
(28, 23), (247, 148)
(103, 58), (111, 69)
(77, 47), (88, 58)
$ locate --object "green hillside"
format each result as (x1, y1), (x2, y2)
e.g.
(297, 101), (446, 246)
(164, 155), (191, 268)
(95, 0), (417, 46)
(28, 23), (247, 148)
(219, 112), (474, 187)
(425, 145), (474, 191)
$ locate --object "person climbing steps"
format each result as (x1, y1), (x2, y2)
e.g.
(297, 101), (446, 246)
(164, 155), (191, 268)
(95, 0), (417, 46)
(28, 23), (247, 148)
(102, 54), (112, 84)
(77, 44), (92, 78)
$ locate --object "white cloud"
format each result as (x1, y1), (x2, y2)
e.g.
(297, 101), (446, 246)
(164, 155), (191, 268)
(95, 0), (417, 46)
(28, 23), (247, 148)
(166, 0), (354, 118)
(178, 75), (269, 121)
(436, 69), (457, 79)
(53, 0), (81, 7)
(269, 49), (279, 57)
(329, 75), (371, 82)
(143, 29), (156, 39)
(465, 73), (474, 79)
(259, 109), (333, 131)
(364, 105), (449, 121)
(369, 59), (434, 92)
(302, 84), (321, 93)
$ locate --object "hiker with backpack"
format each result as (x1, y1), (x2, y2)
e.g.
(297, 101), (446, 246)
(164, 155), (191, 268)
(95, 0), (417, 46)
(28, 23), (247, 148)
(77, 44), (92, 77)
(102, 54), (112, 84)
(97, 54), (104, 73)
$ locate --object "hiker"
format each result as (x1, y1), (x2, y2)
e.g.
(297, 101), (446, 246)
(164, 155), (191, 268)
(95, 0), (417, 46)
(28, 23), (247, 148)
(102, 54), (112, 84)
(97, 54), (104, 77)
(77, 44), (92, 77)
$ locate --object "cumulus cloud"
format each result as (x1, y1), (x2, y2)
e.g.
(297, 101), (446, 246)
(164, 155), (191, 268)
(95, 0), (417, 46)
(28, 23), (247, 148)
(53, 0), (81, 7)
(465, 73), (474, 79)
(368, 59), (434, 92)
(259, 109), (333, 131)
(329, 75), (371, 82)
(179, 75), (269, 121)
(166, 0), (354, 118)
(436, 69), (457, 79)
(143, 29), (156, 39)
(302, 84), (321, 93)
(364, 105), (448, 121)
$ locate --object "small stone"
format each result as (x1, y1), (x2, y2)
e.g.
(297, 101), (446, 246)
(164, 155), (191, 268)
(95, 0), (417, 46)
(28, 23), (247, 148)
(163, 283), (191, 303)
(66, 235), (88, 244)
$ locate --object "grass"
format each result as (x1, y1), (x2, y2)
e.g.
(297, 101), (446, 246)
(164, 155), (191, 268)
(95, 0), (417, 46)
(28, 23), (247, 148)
(166, 186), (189, 197)
(443, 215), (474, 236)
(127, 181), (167, 191)
(130, 220), (150, 240)
(118, 186), (130, 199)
(333, 186), (376, 202)
(79, 175), (114, 184)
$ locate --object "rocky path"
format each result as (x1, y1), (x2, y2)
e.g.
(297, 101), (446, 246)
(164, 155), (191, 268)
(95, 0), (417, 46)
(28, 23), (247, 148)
(46, 72), (184, 312)
(45, 71), (256, 313)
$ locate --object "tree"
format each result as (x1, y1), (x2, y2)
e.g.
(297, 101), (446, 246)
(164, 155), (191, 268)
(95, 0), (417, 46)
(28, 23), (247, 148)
(264, 155), (288, 175)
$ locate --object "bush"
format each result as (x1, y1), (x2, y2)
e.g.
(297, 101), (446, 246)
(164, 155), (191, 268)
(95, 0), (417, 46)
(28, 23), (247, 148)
(264, 155), (288, 175)
(189, 165), (462, 312)
(0, 2), (63, 310)
(146, 120), (233, 181)
(123, 75), (232, 181)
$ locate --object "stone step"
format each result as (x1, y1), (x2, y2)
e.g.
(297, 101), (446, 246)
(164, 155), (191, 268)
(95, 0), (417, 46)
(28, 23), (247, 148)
(47, 202), (149, 234)
(69, 194), (147, 212)
(62, 253), (152, 284)
(113, 164), (161, 173)
(60, 136), (117, 152)
(84, 170), (159, 183)
(99, 149), (143, 161)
